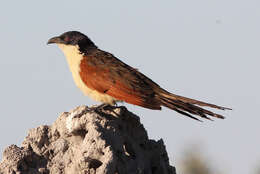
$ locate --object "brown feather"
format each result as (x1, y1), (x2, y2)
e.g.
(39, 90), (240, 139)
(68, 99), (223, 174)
(157, 89), (230, 121)
(79, 48), (230, 121)
(79, 51), (161, 110)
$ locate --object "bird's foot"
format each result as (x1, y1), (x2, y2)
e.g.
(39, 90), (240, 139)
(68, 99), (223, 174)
(94, 103), (124, 117)
(93, 103), (116, 114)
(94, 103), (114, 110)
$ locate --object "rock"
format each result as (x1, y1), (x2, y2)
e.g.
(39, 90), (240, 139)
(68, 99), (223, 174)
(0, 105), (176, 174)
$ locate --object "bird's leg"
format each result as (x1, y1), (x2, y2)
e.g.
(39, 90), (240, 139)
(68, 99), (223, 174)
(94, 103), (115, 112)
(93, 103), (125, 117)
(96, 103), (109, 109)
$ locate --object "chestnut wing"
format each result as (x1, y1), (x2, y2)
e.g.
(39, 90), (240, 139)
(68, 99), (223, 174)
(79, 50), (161, 110)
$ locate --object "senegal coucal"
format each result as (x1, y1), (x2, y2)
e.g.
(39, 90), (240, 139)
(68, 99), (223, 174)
(47, 31), (230, 121)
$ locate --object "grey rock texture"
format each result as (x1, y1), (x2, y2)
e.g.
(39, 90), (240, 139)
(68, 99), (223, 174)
(0, 105), (176, 174)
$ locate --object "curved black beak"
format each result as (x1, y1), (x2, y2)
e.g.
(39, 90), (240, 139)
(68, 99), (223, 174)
(47, 36), (63, 45)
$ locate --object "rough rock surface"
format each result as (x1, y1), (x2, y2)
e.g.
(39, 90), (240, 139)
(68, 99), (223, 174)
(0, 105), (176, 174)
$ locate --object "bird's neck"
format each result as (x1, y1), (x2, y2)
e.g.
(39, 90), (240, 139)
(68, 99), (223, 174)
(58, 44), (83, 67)
(57, 44), (84, 84)
(57, 44), (88, 96)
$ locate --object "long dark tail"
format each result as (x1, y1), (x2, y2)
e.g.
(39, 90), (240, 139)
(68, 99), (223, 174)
(158, 89), (231, 121)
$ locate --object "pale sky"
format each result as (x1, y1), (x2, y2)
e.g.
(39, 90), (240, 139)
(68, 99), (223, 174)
(0, 1), (259, 174)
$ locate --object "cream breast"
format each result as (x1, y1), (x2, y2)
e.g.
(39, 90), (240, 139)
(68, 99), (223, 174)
(57, 44), (117, 105)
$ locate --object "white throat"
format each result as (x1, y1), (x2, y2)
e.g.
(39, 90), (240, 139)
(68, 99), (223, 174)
(57, 44), (83, 69)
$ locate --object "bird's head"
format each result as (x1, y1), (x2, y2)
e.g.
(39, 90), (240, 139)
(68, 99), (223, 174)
(47, 31), (96, 49)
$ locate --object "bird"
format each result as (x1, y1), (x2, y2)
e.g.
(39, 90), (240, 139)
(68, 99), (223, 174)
(47, 31), (230, 121)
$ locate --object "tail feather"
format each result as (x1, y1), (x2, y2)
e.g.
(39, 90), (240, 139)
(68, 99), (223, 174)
(161, 92), (231, 110)
(158, 90), (231, 121)
(160, 97), (202, 121)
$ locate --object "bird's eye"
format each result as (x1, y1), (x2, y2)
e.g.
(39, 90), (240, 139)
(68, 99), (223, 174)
(64, 36), (70, 43)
